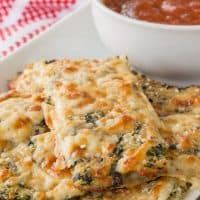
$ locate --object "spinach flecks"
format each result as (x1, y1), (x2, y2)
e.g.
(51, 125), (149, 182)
(73, 170), (93, 186)
(85, 112), (105, 126)
(146, 144), (166, 158)
(133, 122), (143, 135)
(111, 171), (123, 188)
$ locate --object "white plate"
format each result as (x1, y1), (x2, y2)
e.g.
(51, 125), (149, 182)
(0, 1), (199, 199)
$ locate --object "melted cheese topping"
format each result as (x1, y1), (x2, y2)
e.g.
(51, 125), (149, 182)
(11, 62), (47, 94)
(0, 91), (47, 150)
(12, 57), (167, 191)
(136, 73), (200, 117)
(47, 59), (166, 189)
(163, 114), (200, 180)
(0, 57), (199, 199)
(135, 71), (200, 186)
(81, 177), (190, 200)
(0, 135), (84, 200)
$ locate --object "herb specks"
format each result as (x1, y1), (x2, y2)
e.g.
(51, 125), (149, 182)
(146, 144), (166, 158)
(85, 112), (105, 126)
(73, 170), (93, 186)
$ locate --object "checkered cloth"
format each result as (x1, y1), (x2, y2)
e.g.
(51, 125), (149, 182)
(0, 0), (79, 57)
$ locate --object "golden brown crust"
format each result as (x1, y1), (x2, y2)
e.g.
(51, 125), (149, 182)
(0, 57), (199, 199)
(134, 71), (200, 184)
(135, 72), (200, 117)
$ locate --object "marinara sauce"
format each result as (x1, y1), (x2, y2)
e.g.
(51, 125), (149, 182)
(104, 0), (200, 25)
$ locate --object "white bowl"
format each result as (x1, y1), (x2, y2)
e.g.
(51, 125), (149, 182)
(92, 0), (200, 86)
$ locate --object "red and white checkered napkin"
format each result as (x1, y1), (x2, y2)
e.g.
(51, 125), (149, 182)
(0, 0), (79, 57)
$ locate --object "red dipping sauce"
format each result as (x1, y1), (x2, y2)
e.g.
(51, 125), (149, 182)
(103, 0), (200, 25)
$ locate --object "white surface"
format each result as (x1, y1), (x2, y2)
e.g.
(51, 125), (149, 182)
(0, 1), (112, 92)
(0, 0), (89, 55)
(0, 1), (199, 199)
(92, 0), (200, 86)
